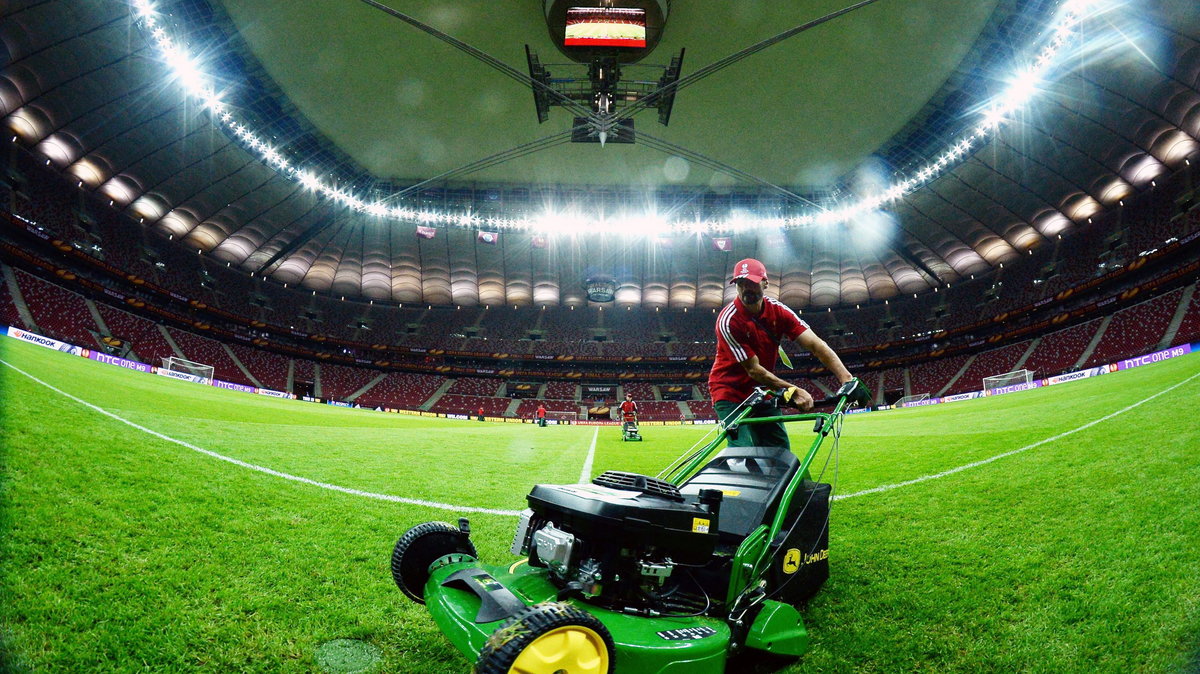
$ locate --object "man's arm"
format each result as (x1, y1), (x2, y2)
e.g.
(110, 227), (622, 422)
(738, 355), (815, 411)
(795, 329), (852, 384)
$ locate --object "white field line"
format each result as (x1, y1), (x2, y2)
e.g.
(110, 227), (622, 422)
(7, 357), (1197, 514)
(0, 358), (522, 517)
(834, 368), (1200, 501)
(579, 426), (599, 484)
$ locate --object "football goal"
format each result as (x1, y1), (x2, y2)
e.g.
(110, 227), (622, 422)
(546, 411), (578, 424)
(895, 393), (929, 407)
(983, 369), (1034, 393)
(161, 356), (215, 381)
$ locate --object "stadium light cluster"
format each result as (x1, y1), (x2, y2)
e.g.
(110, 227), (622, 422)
(129, 0), (1104, 238)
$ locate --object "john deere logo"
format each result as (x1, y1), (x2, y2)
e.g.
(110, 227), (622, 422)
(783, 548), (828, 574)
(783, 549), (802, 574)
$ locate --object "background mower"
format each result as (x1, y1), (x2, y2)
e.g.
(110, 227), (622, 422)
(621, 415), (643, 442)
(391, 379), (869, 673)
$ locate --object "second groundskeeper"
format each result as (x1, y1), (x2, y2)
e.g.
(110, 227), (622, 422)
(709, 257), (861, 449)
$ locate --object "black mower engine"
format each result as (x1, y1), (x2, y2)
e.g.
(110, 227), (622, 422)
(510, 471), (724, 614)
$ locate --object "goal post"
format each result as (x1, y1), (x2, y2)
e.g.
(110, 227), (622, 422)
(895, 393), (930, 407)
(546, 411), (578, 424)
(982, 369), (1034, 393)
(161, 356), (215, 382)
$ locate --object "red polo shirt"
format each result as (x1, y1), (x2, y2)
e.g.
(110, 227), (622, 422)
(709, 297), (809, 404)
(620, 400), (637, 420)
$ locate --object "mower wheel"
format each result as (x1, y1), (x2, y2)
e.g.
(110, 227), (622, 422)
(475, 602), (615, 674)
(391, 521), (476, 603)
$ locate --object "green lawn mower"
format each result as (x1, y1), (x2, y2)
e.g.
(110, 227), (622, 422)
(621, 417), (643, 442)
(391, 379), (869, 673)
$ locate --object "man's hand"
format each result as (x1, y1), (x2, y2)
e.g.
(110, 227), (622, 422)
(782, 386), (814, 412)
(836, 378), (873, 408)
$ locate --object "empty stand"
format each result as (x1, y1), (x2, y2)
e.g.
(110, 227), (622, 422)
(908, 353), (971, 396)
(1174, 287), (1200, 345)
(622, 382), (656, 400)
(226, 343), (290, 391)
(14, 269), (100, 347)
(686, 399), (716, 419)
(0, 273), (28, 329)
(317, 362), (381, 401)
(946, 341), (1031, 395)
(430, 394), (511, 417)
(543, 381), (578, 400)
(634, 400), (685, 421)
(447, 377), (502, 396)
(515, 399), (581, 418)
(166, 327), (245, 383)
(94, 305), (177, 366)
(1020, 319), (1102, 378)
(1084, 289), (1185, 368)
(880, 367), (905, 395)
(357, 371), (446, 409)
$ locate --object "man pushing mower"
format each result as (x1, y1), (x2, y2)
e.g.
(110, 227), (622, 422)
(619, 393), (641, 441)
(712, 258), (866, 452)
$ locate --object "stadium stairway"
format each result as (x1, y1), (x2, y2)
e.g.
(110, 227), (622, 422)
(222, 343), (262, 388)
(1074, 314), (1114, 369)
(158, 325), (186, 360)
(674, 401), (690, 418)
(2, 263), (37, 331)
(811, 379), (836, 397)
(313, 364), (322, 397)
(505, 398), (521, 417)
(286, 359), (295, 393)
(936, 354), (976, 396)
(421, 379), (456, 411)
(346, 373), (387, 402)
(85, 299), (110, 337)
(903, 368), (912, 397)
(1014, 338), (1040, 371)
(1159, 281), (1196, 349)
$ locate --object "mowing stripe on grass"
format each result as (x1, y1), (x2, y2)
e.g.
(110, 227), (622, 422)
(0, 358), (523, 517)
(578, 426), (599, 483)
(834, 368), (1200, 501)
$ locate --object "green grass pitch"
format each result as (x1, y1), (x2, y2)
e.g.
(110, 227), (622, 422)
(2, 334), (1199, 672)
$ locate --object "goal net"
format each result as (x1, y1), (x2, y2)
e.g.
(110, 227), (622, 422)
(982, 369), (1034, 393)
(161, 356), (215, 381)
(895, 393), (929, 407)
(546, 411), (578, 424)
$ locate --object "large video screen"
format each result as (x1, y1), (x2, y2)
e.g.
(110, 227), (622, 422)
(564, 7), (647, 48)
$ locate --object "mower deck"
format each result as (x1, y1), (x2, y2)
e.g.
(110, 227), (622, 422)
(426, 556), (734, 674)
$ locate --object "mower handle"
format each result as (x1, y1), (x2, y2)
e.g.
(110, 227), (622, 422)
(766, 377), (870, 411)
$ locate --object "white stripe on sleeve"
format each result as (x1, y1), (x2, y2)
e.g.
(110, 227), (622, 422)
(718, 304), (749, 362)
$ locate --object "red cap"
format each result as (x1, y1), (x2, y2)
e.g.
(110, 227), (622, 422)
(730, 258), (767, 285)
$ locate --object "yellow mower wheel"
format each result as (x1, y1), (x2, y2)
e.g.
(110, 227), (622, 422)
(474, 602), (614, 674)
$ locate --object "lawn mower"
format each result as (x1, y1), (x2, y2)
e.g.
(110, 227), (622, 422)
(621, 416), (643, 442)
(391, 378), (869, 673)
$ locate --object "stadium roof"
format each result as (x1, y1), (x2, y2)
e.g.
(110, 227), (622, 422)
(2, 0), (1198, 308)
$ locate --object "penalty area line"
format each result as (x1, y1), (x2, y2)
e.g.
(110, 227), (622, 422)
(834, 368), (1200, 501)
(0, 358), (522, 517)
